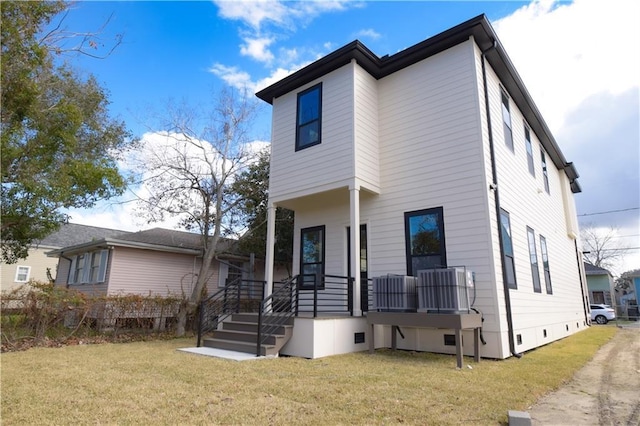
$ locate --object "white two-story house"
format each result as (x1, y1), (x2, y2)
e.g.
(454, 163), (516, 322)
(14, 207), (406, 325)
(256, 14), (589, 360)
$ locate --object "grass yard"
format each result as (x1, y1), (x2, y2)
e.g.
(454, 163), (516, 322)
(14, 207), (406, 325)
(1, 326), (616, 425)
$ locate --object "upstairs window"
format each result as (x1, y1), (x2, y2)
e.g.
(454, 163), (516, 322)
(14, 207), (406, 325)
(300, 226), (325, 289)
(404, 207), (446, 276)
(540, 235), (552, 294)
(527, 227), (541, 293)
(500, 209), (517, 289)
(524, 125), (535, 176)
(296, 83), (322, 151)
(540, 148), (550, 194)
(501, 89), (513, 151)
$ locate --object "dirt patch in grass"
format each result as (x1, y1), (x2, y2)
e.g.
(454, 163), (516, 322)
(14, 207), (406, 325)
(529, 325), (640, 425)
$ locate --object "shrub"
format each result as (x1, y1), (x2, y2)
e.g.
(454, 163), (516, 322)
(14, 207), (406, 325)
(0, 282), (187, 352)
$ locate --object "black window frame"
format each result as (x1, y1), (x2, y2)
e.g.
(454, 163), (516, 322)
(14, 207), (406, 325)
(540, 235), (552, 294)
(404, 207), (447, 276)
(299, 225), (325, 290)
(524, 125), (535, 176)
(527, 226), (541, 293)
(499, 209), (517, 289)
(295, 83), (322, 151)
(540, 147), (550, 194)
(501, 88), (514, 152)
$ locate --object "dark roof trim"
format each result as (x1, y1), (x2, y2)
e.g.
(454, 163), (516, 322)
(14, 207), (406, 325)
(255, 14), (581, 193)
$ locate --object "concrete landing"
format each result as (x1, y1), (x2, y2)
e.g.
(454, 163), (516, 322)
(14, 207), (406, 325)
(178, 347), (275, 361)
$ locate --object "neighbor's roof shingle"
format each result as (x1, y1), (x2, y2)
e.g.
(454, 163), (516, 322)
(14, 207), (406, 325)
(36, 223), (130, 249)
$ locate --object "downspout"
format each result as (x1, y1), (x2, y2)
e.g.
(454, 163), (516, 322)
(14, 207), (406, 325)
(60, 252), (73, 289)
(574, 240), (590, 325)
(481, 40), (521, 358)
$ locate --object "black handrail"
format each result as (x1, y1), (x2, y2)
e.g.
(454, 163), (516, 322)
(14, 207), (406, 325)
(197, 278), (266, 347)
(256, 276), (298, 356)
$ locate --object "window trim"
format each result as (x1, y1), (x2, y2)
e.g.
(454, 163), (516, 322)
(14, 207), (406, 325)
(69, 250), (108, 285)
(15, 266), (31, 283)
(527, 227), (541, 293)
(295, 83), (322, 151)
(299, 225), (325, 290)
(524, 124), (535, 176)
(540, 147), (550, 194)
(499, 209), (517, 289)
(404, 207), (447, 276)
(540, 235), (552, 294)
(501, 88), (514, 152)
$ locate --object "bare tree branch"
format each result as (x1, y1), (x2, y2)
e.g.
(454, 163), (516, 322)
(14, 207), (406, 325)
(132, 87), (260, 335)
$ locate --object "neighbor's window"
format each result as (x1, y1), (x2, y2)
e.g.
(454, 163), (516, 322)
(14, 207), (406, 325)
(540, 235), (552, 294)
(300, 226), (325, 289)
(524, 125), (535, 176)
(296, 83), (322, 151)
(501, 88), (513, 151)
(527, 227), (541, 293)
(15, 266), (31, 282)
(541, 148), (550, 194)
(69, 250), (108, 284)
(500, 209), (517, 289)
(404, 207), (446, 276)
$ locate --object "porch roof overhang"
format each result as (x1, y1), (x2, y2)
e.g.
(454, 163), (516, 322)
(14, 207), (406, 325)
(256, 14), (581, 193)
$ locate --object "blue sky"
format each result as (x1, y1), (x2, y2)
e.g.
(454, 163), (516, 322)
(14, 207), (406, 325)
(56, 0), (639, 273)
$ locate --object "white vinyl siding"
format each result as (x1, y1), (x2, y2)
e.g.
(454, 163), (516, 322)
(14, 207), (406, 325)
(482, 47), (586, 354)
(107, 247), (220, 297)
(15, 266), (30, 282)
(270, 64), (355, 203)
(353, 63), (380, 193)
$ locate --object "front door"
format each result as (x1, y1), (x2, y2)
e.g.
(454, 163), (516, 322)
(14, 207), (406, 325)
(347, 224), (368, 312)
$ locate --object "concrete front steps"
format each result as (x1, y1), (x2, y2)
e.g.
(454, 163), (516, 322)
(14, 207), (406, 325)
(201, 313), (293, 357)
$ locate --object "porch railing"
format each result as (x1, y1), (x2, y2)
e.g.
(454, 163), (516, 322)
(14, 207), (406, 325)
(256, 276), (299, 356)
(196, 278), (265, 347)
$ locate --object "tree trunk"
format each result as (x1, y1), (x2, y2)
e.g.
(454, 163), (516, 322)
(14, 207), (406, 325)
(176, 300), (198, 337)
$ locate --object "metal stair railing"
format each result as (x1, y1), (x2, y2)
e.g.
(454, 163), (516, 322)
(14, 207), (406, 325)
(256, 276), (298, 356)
(197, 278), (266, 347)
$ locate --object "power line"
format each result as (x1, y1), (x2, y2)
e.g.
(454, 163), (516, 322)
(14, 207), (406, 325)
(578, 207), (639, 217)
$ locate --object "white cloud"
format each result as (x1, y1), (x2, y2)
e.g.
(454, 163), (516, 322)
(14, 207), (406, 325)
(214, 0), (290, 30)
(240, 36), (275, 63)
(493, 0), (640, 134)
(214, 0), (352, 31)
(494, 0), (640, 275)
(353, 28), (381, 41)
(208, 63), (254, 91)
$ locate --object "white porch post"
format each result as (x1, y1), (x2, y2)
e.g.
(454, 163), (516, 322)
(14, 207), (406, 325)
(264, 203), (276, 301)
(350, 185), (362, 316)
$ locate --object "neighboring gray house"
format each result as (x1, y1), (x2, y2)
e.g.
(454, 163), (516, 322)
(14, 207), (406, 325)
(0, 223), (127, 293)
(254, 14), (588, 360)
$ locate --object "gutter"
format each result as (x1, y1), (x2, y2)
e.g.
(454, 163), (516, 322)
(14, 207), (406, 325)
(481, 40), (521, 359)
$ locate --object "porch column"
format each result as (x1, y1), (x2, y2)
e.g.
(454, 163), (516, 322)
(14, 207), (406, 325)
(264, 202), (276, 300)
(350, 185), (362, 316)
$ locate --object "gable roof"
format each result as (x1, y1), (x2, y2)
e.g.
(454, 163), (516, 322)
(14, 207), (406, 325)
(255, 14), (580, 193)
(34, 223), (130, 249)
(584, 262), (613, 276)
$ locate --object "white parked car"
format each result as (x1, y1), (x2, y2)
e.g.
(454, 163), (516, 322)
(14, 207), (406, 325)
(590, 304), (616, 324)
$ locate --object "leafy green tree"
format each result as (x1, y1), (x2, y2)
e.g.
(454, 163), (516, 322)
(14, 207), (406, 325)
(1, 1), (135, 263)
(233, 149), (294, 270)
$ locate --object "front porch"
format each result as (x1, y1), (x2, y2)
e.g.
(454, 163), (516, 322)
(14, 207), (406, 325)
(196, 275), (483, 365)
